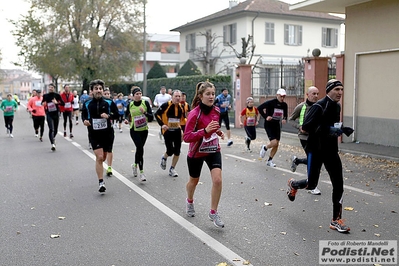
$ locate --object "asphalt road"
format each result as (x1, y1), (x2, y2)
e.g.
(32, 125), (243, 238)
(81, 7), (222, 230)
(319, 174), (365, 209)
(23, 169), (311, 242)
(1, 105), (398, 266)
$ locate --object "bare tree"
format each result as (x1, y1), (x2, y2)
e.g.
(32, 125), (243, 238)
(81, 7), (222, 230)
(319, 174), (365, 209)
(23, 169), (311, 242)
(190, 30), (226, 75)
(227, 34), (256, 64)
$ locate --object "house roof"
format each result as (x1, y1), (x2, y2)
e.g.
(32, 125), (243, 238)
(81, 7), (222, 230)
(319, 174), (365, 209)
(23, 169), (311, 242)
(171, 0), (344, 32)
(148, 33), (180, 43)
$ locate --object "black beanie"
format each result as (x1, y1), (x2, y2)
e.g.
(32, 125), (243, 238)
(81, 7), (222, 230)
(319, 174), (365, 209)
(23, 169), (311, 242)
(326, 80), (343, 93)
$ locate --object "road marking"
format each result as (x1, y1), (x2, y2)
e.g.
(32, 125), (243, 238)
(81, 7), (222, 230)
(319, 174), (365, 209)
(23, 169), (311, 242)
(70, 140), (252, 266)
(224, 154), (382, 197)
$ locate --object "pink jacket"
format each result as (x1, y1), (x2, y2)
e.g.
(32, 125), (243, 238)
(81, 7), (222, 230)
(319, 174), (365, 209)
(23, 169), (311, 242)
(183, 105), (221, 158)
(27, 96), (46, 116)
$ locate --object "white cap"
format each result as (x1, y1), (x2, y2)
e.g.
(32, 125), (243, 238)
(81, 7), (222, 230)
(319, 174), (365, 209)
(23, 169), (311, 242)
(83, 90), (87, 94)
(276, 88), (286, 96)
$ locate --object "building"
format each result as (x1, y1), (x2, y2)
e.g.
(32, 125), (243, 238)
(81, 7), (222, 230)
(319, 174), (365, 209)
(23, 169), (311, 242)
(291, 0), (399, 147)
(0, 69), (33, 100)
(171, 0), (343, 97)
(134, 33), (180, 81)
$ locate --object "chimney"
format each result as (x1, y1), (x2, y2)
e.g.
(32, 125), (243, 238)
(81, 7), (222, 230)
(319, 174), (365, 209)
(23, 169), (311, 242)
(229, 0), (238, 9)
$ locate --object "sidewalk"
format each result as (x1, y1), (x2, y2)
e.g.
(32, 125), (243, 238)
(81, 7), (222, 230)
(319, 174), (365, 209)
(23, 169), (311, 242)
(229, 126), (399, 163)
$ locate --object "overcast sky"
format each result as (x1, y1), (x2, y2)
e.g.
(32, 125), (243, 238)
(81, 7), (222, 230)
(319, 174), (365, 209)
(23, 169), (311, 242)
(0, 0), (302, 69)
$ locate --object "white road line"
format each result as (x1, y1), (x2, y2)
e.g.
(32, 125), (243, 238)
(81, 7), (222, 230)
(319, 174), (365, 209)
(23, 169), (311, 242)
(224, 154), (382, 197)
(70, 140), (252, 266)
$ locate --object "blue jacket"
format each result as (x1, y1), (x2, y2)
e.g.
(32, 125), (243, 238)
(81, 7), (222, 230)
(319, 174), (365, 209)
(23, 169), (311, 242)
(215, 93), (231, 113)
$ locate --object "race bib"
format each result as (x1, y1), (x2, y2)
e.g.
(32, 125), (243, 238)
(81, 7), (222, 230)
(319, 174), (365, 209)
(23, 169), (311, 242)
(117, 104), (123, 111)
(92, 118), (107, 130)
(65, 102), (71, 108)
(5, 106), (13, 112)
(167, 118), (180, 130)
(223, 101), (229, 108)
(247, 117), (255, 126)
(272, 108), (284, 120)
(35, 100), (42, 107)
(199, 133), (219, 153)
(47, 102), (57, 112)
(134, 114), (147, 129)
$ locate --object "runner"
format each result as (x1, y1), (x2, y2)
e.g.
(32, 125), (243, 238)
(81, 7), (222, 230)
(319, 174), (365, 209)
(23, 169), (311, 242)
(155, 90), (185, 177)
(114, 93), (126, 133)
(81, 79), (119, 193)
(60, 84), (75, 138)
(42, 83), (64, 151)
(125, 86), (153, 181)
(103, 88), (114, 176)
(72, 90), (80, 125)
(258, 88), (288, 167)
(1, 93), (18, 138)
(153, 86), (171, 142)
(239, 97), (260, 151)
(183, 81), (225, 228)
(27, 89), (45, 141)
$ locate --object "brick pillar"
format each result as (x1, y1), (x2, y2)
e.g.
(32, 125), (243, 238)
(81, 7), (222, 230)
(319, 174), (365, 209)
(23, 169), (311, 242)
(234, 64), (252, 127)
(303, 57), (329, 98)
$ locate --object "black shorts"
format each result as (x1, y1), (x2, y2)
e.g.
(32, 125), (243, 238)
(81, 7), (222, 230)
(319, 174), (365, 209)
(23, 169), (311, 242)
(244, 126), (256, 140)
(264, 121), (281, 141)
(89, 130), (115, 152)
(187, 152), (222, 178)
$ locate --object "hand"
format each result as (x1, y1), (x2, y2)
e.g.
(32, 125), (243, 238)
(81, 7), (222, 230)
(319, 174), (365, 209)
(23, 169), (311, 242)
(216, 130), (225, 140)
(342, 127), (354, 137)
(83, 120), (91, 126)
(205, 120), (220, 133)
(266, 116), (272, 121)
(124, 119), (129, 124)
(329, 127), (343, 137)
(239, 122), (243, 128)
(139, 107), (144, 113)
(32, 109), (37, 114)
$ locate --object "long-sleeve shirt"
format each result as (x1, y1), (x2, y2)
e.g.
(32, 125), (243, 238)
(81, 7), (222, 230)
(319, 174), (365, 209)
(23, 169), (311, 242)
(155, 101), (185, 134)
(125, 100), (153, 131)
(183, 103), (221, 158)
(42, 92), (64, 114)
(27, 96), (46, 117)
(302, 96), (341, 152)
(1, 99), (18, 116)
(258, 98), (288, 125)
(289, 99), (315, 140)
(81, 96), (119, 133)
(214, 93), (232, 113)
(60, 91), (75, 112)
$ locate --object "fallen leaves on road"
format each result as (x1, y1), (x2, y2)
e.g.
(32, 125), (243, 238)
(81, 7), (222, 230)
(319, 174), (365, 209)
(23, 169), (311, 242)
(344, 207), (354, 211)
(50, 234), (60, 238)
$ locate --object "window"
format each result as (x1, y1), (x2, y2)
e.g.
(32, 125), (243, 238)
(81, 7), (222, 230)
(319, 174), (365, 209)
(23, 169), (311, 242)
(284, 24), (302, 46)
(322, 27), (338, 48)
(223, 23), (236, 45)
(185, 33), (196, 52)
(265, 22), (275, 44)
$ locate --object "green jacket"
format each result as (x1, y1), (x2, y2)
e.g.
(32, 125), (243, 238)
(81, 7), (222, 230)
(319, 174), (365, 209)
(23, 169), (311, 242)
(1, 99), (18, 116)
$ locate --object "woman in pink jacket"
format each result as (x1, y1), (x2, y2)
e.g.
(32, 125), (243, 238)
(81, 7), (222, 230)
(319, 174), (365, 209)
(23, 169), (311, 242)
(183, 81), (225, 228)
(27, 89), (46, 141)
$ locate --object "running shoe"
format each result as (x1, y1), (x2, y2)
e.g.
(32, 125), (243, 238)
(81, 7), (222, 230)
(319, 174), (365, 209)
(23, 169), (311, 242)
(64, 132), (67, 137)
(51, 144), (56, 151)
(227, 140), (233, 147)
(245, 137), (250, 150)
(139, 173), (146, 182)
(9, 134), (14, 138)
(310, 187), (321, 195)
(76, 121), (79, 125)
(266, 160), (276, 167)
(208, 211), (224, 228)
(119, 128), (123, 133)
(330, 219), (350, 233)
(98, 181), (106, 193)
(39, 137), (43, 142)
(259, 145), (267, 158)
(106, 166), (113, 176)
(131, 164), (138, 177)
(160, 156), (167, 170)
(70, 133), (74, 138)
(35, 134), (39, 138)
(287, 178), (297, 202)
(291, 156), (297, 172)
(186, 201), (195, 217)
(169, 168), (178, 177)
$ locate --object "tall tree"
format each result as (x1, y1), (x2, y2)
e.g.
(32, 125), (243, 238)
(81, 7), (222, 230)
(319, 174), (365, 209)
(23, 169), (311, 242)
(12, 0), (144, 89)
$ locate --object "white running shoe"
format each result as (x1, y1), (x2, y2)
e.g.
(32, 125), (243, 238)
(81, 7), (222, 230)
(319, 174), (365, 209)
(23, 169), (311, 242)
(169, 168), (178, 177)
(139, 173), (146, 182)
(309, 187), (321, 195)
(131, 164), (138, 177)
(266, 160), (276, 167)
(259, 145), (267, 158)
(9, 134), (14, 138)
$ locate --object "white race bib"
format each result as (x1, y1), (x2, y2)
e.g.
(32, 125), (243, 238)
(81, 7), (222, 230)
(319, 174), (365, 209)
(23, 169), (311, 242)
(5, 106), (13, 112)
(92, 118), (107, 130)
(134, 115), (147, 129)
(65, 102), (71, 108)
(35, 100), (42, 107)
(247, 117), (255, 126)
(272, 108), (283, 120)
(167, 118), (180, 130)
(199, 133), (219, 153)
(47, 102), (57, 112)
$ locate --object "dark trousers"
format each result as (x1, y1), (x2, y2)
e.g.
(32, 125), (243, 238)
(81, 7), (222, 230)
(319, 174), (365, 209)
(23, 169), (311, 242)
(4, 116), (14, 133)
(294, 149), (344, 220)
(130, 129), (148, 171)
(32, 116), (45, 137)
(62, 111), (73, 132)
(46, 112), (59, 144)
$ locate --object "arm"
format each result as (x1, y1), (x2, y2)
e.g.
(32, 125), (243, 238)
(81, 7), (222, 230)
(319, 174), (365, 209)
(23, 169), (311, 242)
(257, 101), (267, 119)
(109, 101), (119, 120)
(144, 100), (154, 122)
(288, 103), (303, 129)
(155, 102), (166, 126)
(302, 104), (322, 134)
(183, 110), (206, 143)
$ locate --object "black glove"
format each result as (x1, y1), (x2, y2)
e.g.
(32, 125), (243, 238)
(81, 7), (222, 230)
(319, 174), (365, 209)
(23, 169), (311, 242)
(32, 109), (37, 114)
(329, 127), (343, 137)
(342, 127), (354, 137)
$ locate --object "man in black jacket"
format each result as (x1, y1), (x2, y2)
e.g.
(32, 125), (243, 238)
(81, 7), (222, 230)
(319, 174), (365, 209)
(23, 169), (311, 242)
(286, 79), (353, 233)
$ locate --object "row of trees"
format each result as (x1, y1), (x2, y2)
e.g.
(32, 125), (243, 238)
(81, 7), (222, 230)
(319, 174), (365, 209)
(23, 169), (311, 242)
(12, 0), (144, 90)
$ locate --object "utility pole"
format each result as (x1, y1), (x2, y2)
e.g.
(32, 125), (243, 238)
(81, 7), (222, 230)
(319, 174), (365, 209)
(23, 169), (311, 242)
(142, 0), (147, 95)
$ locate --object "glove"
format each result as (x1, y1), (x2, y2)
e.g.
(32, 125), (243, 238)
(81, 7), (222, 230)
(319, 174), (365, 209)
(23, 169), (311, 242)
(342, 127), (354, 137)
(32, 109), (37, 114)
(329, 127), (343, 137)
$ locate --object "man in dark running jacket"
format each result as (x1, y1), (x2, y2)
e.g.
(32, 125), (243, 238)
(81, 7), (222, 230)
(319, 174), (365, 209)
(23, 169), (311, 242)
(286, 79), (354, 233)
(82, 79), (119, 193)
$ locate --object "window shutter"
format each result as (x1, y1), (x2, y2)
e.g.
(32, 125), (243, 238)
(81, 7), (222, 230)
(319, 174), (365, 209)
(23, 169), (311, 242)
(271, 23), (275, 43)
(334, 28), (338, 47)
(185, 35), (189, 52)
(284, 24), (288, 44)
(298, 26), (302, 45)
(232, 23), (237, 44)
(223, 25), (227, 44)
(322, 27), (326, 47)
